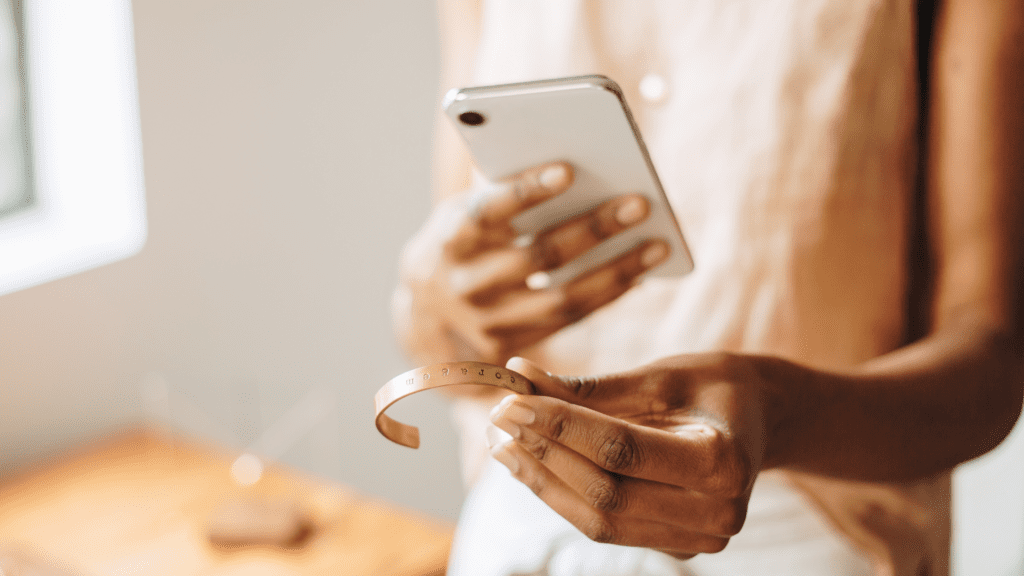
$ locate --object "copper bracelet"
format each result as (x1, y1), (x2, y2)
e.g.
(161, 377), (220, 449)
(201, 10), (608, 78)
(374, 362), (532, 448)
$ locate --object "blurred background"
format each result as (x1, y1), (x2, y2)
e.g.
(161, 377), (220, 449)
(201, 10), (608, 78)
(0, 0), (463, 522)
(0, 1), (1021, 574)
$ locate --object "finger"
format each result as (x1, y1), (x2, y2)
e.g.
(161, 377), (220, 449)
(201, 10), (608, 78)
(474, 163), (574, 226)
(446, 248), (534, 303)
(444, 218), (519, 263)
(484, 240), (669, 337)
(442, 287), (571, 360)
(488, 439), (731, 553)
(527, 195), (650, 271)
(507, 425), (747, 536)
(553, 238), (669, 309)
(490, 394), (751, 497)
(458, 195), (656, 301)
(459, 235), (668, 322)
(466, 257), (651, 343)
(443, 163), (575, 261)
(506, 351), (674, 416)
(447, 238), (672, 357)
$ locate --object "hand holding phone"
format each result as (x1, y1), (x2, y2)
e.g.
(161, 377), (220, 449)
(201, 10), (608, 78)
(443, 75), (693, 286)
(395, 160), (669, 365)
(395, 75), (690, 366)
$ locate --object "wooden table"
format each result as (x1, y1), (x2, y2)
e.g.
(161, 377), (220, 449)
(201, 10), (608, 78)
(0, 430), (452, 576)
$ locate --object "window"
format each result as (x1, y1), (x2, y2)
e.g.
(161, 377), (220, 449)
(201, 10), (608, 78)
(0, 0), (146, 296)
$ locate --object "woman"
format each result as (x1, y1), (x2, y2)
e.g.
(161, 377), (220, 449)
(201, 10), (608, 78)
(393, 1), (1024, 574)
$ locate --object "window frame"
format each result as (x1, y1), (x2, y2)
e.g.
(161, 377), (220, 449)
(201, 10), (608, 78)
(0, 0), (146, 296)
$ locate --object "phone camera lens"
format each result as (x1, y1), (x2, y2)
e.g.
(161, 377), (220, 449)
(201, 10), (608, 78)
(459, 111), (486, 126)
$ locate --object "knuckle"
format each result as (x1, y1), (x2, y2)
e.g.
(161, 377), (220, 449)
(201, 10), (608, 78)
(583, 476), (625, 513)
(596, 428), (641, 475)
(545, 407), (571, 442)
(545, 288), (586, 325)
(556, 298), (588, 325)
(545, 288), (569, 310)
(518, 170), (545, 198)
(612, 263), (636, 290)
(519, 466), (547, 498)
(586, 210), (614, 241)
(510, 177), (530, 202)
(704, 434), (753, 498)
(579, 514), (618, 544)
(541, 289), (574, 320)
(530, 237), (563, 270)
(464, 290), (494, 307)
(594, 260), (636, 294)
(713, 501), (748, 536)
(562, 375), (598, 401)
(519, 433), (552, 462)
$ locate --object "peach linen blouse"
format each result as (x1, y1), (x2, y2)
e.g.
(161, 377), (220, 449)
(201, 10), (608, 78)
(448, 1), (949, 575)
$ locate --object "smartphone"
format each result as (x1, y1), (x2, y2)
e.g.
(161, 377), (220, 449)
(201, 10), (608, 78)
(443, 75), (693, 286)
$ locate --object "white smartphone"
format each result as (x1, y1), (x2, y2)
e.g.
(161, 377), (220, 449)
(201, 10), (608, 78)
(443, 75), (693, 286)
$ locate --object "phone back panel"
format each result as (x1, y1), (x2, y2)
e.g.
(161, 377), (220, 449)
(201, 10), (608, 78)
(444, 76), (694, 281)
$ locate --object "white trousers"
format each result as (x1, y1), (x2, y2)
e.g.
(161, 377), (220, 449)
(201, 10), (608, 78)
(448, 460), (874, 576)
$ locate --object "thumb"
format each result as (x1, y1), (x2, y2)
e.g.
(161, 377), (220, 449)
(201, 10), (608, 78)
(505, 357), (637, 412)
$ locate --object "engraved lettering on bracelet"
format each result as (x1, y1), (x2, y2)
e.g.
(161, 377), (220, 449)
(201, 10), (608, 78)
(376, 361), (532, 448)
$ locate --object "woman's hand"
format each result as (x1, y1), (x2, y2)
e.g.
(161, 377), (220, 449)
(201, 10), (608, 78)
(487, 355), (783, 559)
(394, 162), (670, 366)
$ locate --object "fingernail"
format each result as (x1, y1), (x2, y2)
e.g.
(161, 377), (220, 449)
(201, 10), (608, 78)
(512, 233), (535, 248)
(489, 395), (522, 438)
(489, 393), (516, 418)
(490, 394), (536, 426)
(525, 271), (552, 290)
(486, 424), (512, 449)
(641, 242), (669, 268)
(539, 165), (569, 191)
(490, 442), (520, 474)
(615, 198), (646, 226)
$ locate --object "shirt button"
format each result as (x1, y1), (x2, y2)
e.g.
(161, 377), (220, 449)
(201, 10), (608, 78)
(639, 73), (669, 104)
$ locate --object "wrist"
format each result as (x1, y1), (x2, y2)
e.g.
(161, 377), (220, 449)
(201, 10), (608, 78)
(747, 354), (829, 472)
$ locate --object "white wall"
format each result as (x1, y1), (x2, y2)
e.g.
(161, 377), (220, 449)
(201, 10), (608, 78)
(954, 418), (1024, 575)
(0, 0), (465, 520)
